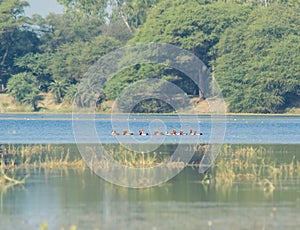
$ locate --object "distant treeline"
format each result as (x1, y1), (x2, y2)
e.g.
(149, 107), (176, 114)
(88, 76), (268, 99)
(0, 0), (299, 113)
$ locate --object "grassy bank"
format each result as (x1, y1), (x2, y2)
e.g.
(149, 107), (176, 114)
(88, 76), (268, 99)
(1, 93), (299, 115)
(0, 93), (72, 113)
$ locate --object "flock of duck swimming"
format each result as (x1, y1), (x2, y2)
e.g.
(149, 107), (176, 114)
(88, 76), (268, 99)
(111, 129), (203, 136)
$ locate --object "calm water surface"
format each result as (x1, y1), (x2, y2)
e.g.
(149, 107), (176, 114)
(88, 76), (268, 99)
(0, 114), (299, 229)
(0, 114), (299, 144)
(1, 162), (300, 230)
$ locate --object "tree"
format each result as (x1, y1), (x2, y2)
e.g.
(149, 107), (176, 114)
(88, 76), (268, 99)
(57, 0), (108, 22)
(14, 52), (53, 91)
(0, 0), (39, 90)
(6, 72), (42, 111)
(48, 35), (121, 82)
(100, 19), (133, 43)
(64, 83), (78, 104)
(22, 93), (43, 111)
(57, 0), (161, 33)
(214, 4), (300, 113)
(130, 1), (251, 66)
(34, 13), (103, 51)
(103, 1), (251, 102)
(103, 64), (165, 100)
(109, 0), (160, 32)
(49, 80), (69, 103)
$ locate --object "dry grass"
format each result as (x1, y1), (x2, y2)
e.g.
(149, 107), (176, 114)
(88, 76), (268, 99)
(1, 93), (299, 114)
(0, 93), (72, 113)
(200, 145), (300, 193)
(0, 94), (31, 112)
(190, 98), (211, 114)
(39, 93), (72, 113)
(0, 144), (85, 169)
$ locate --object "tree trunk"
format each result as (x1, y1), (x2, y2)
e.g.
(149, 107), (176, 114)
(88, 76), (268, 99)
(111, 0), (133, 33)
(119, 12), (133, 33)
(1, 46), (9, 66)
(198, 68), (207, 101)
(199, 89), (205, 101)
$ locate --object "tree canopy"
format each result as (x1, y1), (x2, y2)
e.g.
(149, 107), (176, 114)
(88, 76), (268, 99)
(0, 0), (299, 113)
(214, 4), (300, 113)
(0, 0), (39, 91)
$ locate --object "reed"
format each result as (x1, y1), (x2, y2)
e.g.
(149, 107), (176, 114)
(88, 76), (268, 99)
(0, 163), (27, 190)
(0, 144), (86, 190)
(1, 143), (298, 191)
(201, 145), (299, 193)
(107, 148), (164, 167)
(88, 144), (206, 168)
(0, 144), (84, 169)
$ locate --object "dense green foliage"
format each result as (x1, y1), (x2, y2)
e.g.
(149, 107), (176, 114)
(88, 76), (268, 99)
(131, 1), (251, 65)
(6, 72), (42, 111)
(214, 4), (300, 113)
(0, 0), (39, 92)
(0, 0), (299, 112)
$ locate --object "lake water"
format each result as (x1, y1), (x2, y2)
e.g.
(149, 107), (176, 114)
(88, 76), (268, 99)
(0, 114), (299, 229)
(0, 114), (299, 144)
(1, 162), (300, 230)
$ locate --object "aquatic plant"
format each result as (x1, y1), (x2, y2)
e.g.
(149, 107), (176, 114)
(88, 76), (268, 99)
(0, 167), (26, 187)
(87, 143), (207, 168)
(0, 158), (27, 193)
(0, 144), (84, 169)
(107, 147), (163, 167)
(200, 145), (299, 193)
(1, 143), (299, 192)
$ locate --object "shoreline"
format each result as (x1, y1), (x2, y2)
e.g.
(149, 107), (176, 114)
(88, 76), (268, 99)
(1, 94), (299, 116)
(0, 111), (299, 116)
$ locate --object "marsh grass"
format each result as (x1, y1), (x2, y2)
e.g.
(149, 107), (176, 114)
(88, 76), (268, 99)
(87, 143), (206, 168)
(0, 144), (85, 190)
(1, 143), (299, 192)
(201, 144), (300, 193)
(0, 165), (27, 189)
(105, 144), (168, 167)
(0, 144), (84, 169)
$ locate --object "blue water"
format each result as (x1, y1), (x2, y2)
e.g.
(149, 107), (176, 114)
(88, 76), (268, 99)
(0, 114), (299, 144)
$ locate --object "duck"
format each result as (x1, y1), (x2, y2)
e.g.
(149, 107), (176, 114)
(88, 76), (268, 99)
(189, 129), (203, 135)
(165, 131), (173, 136)
(138, 129), (149, 136)
(111, 130), (119, 136)
(154, 130), (164, 136)
(122, 130), (134, 135)
(179, 130), (187, 135)
(193, 130), (203, 136)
